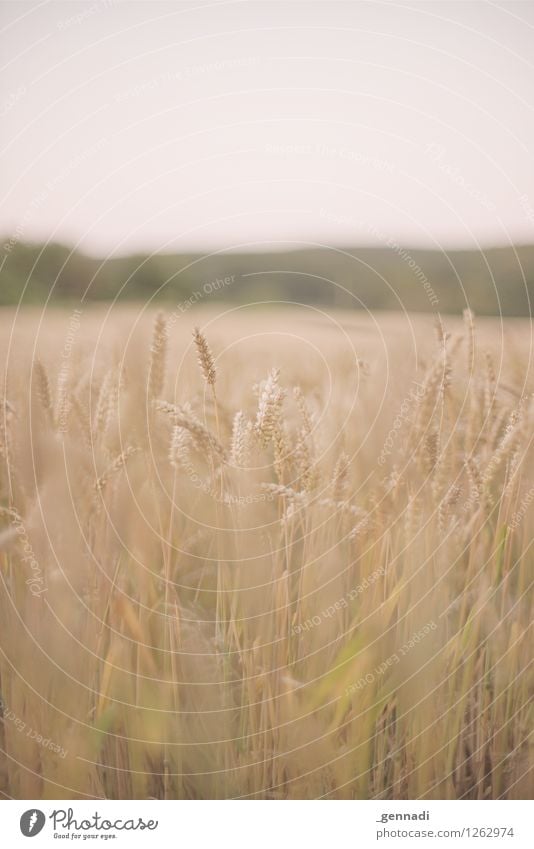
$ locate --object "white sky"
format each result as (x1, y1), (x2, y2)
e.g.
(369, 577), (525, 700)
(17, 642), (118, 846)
(1, 0), (534, 256)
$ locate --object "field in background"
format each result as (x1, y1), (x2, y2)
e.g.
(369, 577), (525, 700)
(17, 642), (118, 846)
(0, 306), (532, 799)
(3, 240), (534, 316)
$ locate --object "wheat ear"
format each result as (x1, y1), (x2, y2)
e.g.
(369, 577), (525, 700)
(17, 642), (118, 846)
(192, 327), (216, 386)
(34, 360), (53, 421)
(230, 411), (251, 468)
(96, 445), (140, 493)
(255, 368), (285, 447)
(155, 400), (226, 462)
(331, 451), (349, 500)
(148, 313), (167, 400)
(169, 425), (192, 469)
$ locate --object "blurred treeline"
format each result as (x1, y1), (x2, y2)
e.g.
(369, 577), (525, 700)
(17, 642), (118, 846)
(1, 239), (533, 315)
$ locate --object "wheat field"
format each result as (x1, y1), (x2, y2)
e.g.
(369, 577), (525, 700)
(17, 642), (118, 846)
(0, 305), (532, 800)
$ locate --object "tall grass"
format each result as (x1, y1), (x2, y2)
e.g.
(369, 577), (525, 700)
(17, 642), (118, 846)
(0, 310), (532, 799)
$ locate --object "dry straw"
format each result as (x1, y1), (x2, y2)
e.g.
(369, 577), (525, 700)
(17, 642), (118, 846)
(148, 312), (167, 400)
(230, 411), (251, 468)
(193, 326), (216, 386)
(95, 445), (139, 492)
(0, 307), (531, 801)
(34, 359), (53, 420)
(155, 400), (226, 462)
(255, 367), (285, 447)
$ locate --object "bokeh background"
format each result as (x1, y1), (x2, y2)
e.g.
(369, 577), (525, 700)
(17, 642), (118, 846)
(1, 0), (534, 312)
(1, 1), (533, 804)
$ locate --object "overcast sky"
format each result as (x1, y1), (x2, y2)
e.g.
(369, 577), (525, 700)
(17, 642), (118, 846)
(1, 0), (534, 256)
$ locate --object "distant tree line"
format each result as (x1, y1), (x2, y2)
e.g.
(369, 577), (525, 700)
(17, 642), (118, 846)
(1, 239), (533, 316)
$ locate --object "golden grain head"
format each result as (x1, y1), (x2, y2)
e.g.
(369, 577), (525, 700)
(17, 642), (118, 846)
(192, 326), (216, 386)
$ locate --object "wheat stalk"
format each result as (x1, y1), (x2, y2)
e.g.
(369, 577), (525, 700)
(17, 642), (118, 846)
(463, 308), (475, 375)
(169, 425), (192, 469)
(293, 427), (316, 492)
(71, 395), (93, 447)
(192, 326), (216, 386)
(34, 360), (53, 421)
(95, 445), (140, 492)
(272, 422), (289, 484)
(230, 411), (251, 468)
(293, 385), (314, 437)
(255, 368), (285, 447)
(331, 451), (349, 500)
(148, 313), (167, 400)
(156, 400), (226, 462)
(1, 306), (531, 802)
